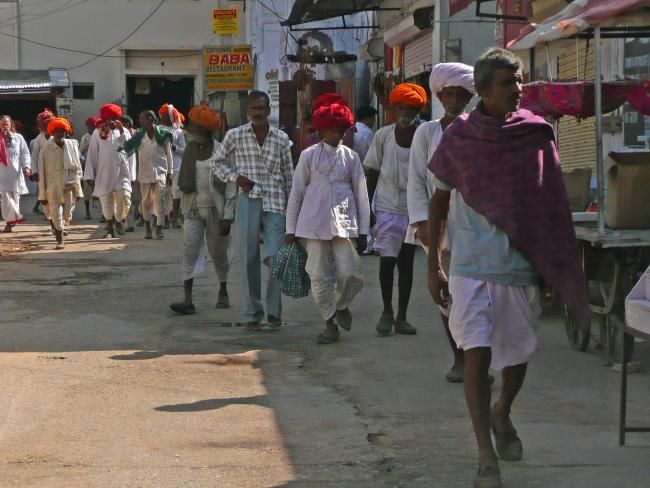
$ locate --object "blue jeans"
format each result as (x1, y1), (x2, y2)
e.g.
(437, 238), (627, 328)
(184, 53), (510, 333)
(235, 192), (285, 323)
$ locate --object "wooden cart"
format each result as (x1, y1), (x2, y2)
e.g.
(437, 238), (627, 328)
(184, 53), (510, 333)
(564, 225), (650, 360)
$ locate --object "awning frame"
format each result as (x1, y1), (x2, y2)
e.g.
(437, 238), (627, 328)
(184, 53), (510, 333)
(280, 0), (400, 27)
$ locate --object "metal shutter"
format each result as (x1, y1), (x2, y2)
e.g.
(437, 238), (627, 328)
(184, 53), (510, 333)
(404, 32), (433, 79)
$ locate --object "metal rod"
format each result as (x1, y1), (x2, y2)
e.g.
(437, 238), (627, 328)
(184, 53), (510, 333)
(289, 25), (378, 31)
(595, 26), (605, 236)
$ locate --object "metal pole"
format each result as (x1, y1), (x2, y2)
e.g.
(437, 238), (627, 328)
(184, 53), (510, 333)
(595, 26), (605, 235)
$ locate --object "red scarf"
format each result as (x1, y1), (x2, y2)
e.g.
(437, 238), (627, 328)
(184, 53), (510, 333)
(0, 133), (9, 166)
(430, 105), (591, 331)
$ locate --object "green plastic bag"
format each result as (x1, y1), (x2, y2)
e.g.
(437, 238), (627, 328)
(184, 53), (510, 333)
(272, 242), (310, 298)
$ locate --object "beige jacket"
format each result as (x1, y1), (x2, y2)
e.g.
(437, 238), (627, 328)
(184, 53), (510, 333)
(38, 139), (83, 204)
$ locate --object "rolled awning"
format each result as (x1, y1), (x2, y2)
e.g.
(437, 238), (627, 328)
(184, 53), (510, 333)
(508, 0), (650, 51)
(281, 0), (383, 26)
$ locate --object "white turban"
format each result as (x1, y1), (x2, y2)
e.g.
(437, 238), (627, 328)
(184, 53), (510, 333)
(429, 62), (475, 98)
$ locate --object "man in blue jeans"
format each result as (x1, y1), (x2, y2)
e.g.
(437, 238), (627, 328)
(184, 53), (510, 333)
(212, 91), (294, 329)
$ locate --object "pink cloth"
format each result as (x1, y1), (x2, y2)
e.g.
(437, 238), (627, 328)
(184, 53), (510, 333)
(0, 136), (8, 166)
(522, 80), (637, 119)
(429, 105), (591, 331)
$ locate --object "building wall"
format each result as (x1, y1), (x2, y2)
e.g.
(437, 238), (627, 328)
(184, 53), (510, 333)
(0, 0), (247, 132)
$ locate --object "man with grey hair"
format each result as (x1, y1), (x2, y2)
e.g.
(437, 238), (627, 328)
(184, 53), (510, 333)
(427, 48), (589, 487)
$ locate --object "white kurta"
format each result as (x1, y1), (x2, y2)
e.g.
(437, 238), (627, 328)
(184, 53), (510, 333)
(30, 132), (50, 176)
(286, 142), (370, 240)
(84, 128), (132, 197)
(363, 124), (411, 216)
(0, 132), (31, 194)
(353, 121), (374, 163)
(407, 120), (443, 225)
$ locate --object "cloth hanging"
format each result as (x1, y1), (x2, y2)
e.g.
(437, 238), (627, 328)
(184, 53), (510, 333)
(521, 80), (638, 119)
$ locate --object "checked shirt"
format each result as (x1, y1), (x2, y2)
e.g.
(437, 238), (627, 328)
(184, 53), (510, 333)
(211, 123), (294, 215)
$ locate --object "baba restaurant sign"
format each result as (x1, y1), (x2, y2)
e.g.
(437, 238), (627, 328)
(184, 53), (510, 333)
(203, 45), (254, 92)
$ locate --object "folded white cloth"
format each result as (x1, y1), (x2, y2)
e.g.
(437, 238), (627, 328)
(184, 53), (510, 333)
(62, 139), (82, 172)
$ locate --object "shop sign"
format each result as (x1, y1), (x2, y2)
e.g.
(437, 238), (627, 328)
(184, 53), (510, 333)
(204, 45), (254, 92)
(212, 9), (238, 35)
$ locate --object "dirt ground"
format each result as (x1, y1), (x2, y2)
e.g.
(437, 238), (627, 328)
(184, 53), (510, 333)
(1, 196), (649, 488)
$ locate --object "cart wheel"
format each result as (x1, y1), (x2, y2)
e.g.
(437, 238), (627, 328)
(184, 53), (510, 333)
(563, 302), (590, 352)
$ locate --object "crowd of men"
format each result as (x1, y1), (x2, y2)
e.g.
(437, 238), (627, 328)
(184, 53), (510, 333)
(0, 47), (592, 488)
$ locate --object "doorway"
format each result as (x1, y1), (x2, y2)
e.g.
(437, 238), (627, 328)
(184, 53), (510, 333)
(126, 76), (194, 127)
(0, 94), (56, 145)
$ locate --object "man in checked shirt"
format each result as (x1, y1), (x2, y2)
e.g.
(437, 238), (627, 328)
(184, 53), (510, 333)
(212, 91), (294, 330)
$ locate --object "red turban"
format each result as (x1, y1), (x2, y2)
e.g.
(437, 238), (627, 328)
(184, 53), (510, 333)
(312, 103), (354, 131)
(47, 117), (73, 136)
(388, 83), (428, 108)
(99, 103), (123, 120)
(188, 104), (221, 131)
(158, 103), (185, 127)
(312, 93), (349, 113)
(37, 108), (55, 123)
(85, 116), (101, 127)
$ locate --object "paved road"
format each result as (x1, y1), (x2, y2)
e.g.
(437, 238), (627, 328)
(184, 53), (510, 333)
(1, 197), (649, 487)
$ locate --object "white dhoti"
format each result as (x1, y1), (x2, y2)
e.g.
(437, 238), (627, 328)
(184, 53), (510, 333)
(305, 238), (364, 320)
(140, 182), (164, 221)
(183, 206), (231, 282)
(1, 192), (24, 225)
(99, 189), (131, 222)
(50, 185), (77, 231)
(448, 275), (541, 371)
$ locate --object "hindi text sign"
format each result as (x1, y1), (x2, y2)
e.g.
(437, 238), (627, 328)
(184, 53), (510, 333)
(213, 9), (238, 35)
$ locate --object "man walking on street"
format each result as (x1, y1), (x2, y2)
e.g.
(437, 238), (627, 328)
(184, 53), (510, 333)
(79, 116), (100, 220)
(170, 105), (234, 315)
(30, 108), (55, 217)
(0, 115), (31, 232)
(84, 104), (132, 239)
(364, 83), (428, 336)
(407, 62), (475, 383)
(38, 117), (83, 249)
(121, 110), (173, 240)
(212, 90), (293, 329)
(427, 48), (590, 488)
(159, 103), (186, 228)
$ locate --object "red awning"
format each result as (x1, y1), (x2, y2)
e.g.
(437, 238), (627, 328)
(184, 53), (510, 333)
(508, 0), (650, 50)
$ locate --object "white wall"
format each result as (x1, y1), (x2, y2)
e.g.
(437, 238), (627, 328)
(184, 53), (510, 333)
(0, 0), (247, 132)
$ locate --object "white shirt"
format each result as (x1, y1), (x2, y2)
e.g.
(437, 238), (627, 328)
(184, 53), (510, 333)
(407, 120), (443, 225)
(363, 124), (411, 215)
(171, 127), (186, 173)
(84, 128), (132, 197)
(31, 132), (51, 176)
(137, 134), (173, 184)
(286, 142), (370, 240)
(0, 132), (31, 194)
(353, 121), (374, 163)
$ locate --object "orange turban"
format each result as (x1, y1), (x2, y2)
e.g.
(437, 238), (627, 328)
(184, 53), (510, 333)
(159, 103), (185, 127)
(99, 103), (123, 120)
(312, 93), (349, 113)
(47, 117), (73, 136)
(188, 105), (221, 131)
(312, 103), (354, 131)
(388, 83), (428, 108)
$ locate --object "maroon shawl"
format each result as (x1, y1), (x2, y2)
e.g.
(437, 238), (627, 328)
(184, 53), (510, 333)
(429, 105), (591, 330)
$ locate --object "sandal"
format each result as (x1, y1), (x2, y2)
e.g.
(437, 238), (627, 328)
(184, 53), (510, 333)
(169, 302), (196, 315)
(317, 319), (340, 344)
(474, 465), (502, 488)
(215, 292), (230, 309)
(491, 404), (523, 462)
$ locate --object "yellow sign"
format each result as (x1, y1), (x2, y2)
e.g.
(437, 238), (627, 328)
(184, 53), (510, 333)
(212, 9), (238, 35)
(204, 45), (254, 92)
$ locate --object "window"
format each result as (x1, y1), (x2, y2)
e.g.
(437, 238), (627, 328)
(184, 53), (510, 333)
(73, 83), (94, 100)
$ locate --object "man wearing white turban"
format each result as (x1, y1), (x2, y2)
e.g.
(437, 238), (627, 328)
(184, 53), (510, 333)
(407, 62), (474, 383)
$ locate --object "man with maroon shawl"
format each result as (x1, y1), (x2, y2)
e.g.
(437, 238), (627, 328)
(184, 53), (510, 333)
(427, 48), (590, 488)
